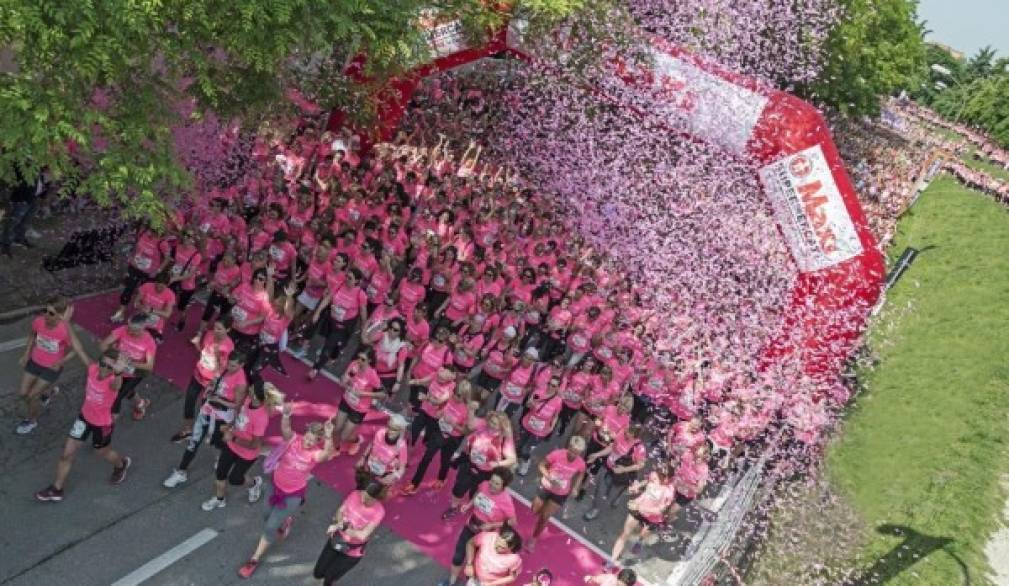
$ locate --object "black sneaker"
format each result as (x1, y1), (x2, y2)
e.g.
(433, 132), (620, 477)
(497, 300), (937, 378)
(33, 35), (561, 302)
(35, 485), (64, 502)
(170, 430), (192, 444)
(110, 456), (132, 484)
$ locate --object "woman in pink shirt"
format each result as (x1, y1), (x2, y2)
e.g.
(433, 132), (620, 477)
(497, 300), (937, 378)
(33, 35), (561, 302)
(35, 348), (132, 502)
(397, 267), (428, 316)
(516, 374), (564, 476)
(584, 569), (638, 585)
(238, 407), (336, 578)
(195, 251), (242, 340)
(443, 468), (518, 586)
(427, 245), (459, 314)
(249, 282), (297, 379)
(166, 231), (203, 333)
(228, 268), (273, 357)
(310, 268), (369, 379)
(611, 461), (678, 564)
(313, 482), (386, 584)
(101, 314), (158, 421)
(173, 318), (235, 443)
(404, 380), (475, 495)
(465, 528), (523, 586)
(15, 297), (88, 435)
(202, 379), (280, 510)
(405, 325), (452, 414)
(446, 411), (517, 518)
(435, 277), (477, 331)
(407, 366), (457, 447)
(583, 424), (647, 521)
(355, 415), (409, 490)
(452, 316), (486, 372)
(331, 349), (384, 455)
(473, 327), (518, 401)
(133, 273), (177, 344)
(496, 347), (538, 417)
(110, 224), (170, 323)
(528, 436), (587, 550)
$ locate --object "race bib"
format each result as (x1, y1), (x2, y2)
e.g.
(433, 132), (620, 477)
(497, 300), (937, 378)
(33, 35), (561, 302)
(432, 274), (446, 288)
(454, 348), (469, 363)
(471, 452), (487, 467)
(36, 335), (60, 354)
(133, 255), (152, 270)
(200, 222), (211, 233)
(366, 285), (378, 300)
(331, 305), (347, 321)
(260, 331), (278, 344)
(368, 459), (386, 476)
(571, 334), (587, 348)
(503, 383), (523, 400)
(597, 347), (613, 359)
(562, 391), (580, 403)
(234, 411), (250, 432)
(349, 209), (361, 221)
(438, 418), (455, 435)
(231, 306), (248, 322)
(344, 389), (360, 406)
(69, 418), (87, 439)
(199, 349), (218, 372)
(649, 377), (663, 390)
(269, 245), (283, 260)
(171, 264), (184, 276)
(146, 314), (160, 327)
(527, 417), (546, 431)
(472, 493), (494, 515)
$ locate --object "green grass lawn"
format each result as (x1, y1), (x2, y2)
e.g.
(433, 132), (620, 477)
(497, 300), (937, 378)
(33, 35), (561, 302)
(827, 174), (1009, 585)
(961, 150), (1009, 182)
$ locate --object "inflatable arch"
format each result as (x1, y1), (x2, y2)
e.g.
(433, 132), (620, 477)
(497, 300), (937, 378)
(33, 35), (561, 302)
(334, 15), (886, 387)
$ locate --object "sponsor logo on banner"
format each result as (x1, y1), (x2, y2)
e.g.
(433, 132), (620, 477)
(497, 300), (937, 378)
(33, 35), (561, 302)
(758, 145), (863, 273)
(419, 10), (467, 58)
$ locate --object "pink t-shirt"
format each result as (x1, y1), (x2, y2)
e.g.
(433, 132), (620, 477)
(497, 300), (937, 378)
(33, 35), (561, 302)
(444, 289), (476, 322)
(470, 481), (517, 525)
(594, 406), (630, 444)
(170, 243), (202, 290)
(30, 316), (70, 369)
(273, 436), (323, 493)
(259, 308), (291, 345)
(228, 399), (269, 460)
(540, 449), (586, 496)
(634, 474), (677, 523)
(137, 283), (176, 333)
(365, 428), (408, 477)
(342, 363), (381, 413)
(606, 432), (646, 469)
(467, 429), (515, 472)
(110, 326), (157, 377)
(230, 284), (272, 335)
(437, 398), (469, 437)
(194, 332), (234, 385)
(473, 531), (522, 583)
(420, 377), (455, 418)
(338, 490), (386, 557)
(80, 363), (117, 427)
(211, 263), (242, 293)
(329, 284), (368, 322)
(412, 341), (450, 379)
(521, 394), (563, 438)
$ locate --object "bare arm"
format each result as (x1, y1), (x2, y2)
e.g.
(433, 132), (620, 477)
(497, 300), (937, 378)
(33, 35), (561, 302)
(280, 403), (294, 441)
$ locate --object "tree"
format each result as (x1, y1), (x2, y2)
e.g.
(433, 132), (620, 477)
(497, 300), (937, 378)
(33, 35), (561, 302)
(0, 1), (579, 223)
(807, 0), (926, 117)
(965, 45), (997, 80)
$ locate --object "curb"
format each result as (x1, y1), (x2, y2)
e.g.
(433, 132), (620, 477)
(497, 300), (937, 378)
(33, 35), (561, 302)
(0, 287), (120, 325)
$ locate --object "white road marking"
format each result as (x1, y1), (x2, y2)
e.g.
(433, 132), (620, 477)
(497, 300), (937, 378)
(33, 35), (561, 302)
(0, 338), (27, 353)
(506, 489), (656, 586)
(110, 528), (218, 586)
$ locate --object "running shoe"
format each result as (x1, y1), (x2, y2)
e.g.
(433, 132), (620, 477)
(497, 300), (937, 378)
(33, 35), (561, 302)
(170, 430), (192, 444)
(427, 479), (445, 490)
(35, 485), (64, 502)
(277, 516), (294, 541)
(238, 560), (259, 579)
(15, 419), (38, 435)
(163, 469), (188, 488)
(110, 309), (125, 323)
(583, 508), (600, 521)
(248, 476), (263, 503)
(132, 398), (150, 421)
(517, 459), (531, 476)
(441, 506), (461, 521)
(201, 497), (226, 511)
(401, 483), (418, 496)
(40, 386), (61, 408)
(110, 456), (132, 484)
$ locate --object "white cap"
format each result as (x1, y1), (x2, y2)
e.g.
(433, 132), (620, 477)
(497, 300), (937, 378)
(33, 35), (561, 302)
(388, 414), (408, 429)
(503, 326), (517, 338)
(524, 347), (539, 359)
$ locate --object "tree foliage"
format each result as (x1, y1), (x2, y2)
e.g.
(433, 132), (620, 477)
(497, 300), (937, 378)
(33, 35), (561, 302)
(0, 0), (576, 222)
(807, 0), (926, 117)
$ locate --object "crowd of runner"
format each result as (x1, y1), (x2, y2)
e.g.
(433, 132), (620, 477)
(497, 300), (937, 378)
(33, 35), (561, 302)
(13, 114), (731, 584)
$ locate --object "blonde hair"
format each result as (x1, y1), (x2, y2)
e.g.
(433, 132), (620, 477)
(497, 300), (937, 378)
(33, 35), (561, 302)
(263, 382), (285, 407)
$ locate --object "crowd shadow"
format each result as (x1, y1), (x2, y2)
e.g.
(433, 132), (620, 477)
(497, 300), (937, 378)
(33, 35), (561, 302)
(843, 524), (969, 586)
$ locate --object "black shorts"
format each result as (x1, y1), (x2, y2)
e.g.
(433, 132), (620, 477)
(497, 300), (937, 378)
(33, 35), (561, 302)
(631, 510), (663, 532)
(675, 493), (692, 508)
(68, 414), (113, 448)
(216, 443), (257, 486)
(451, 524), (477, 566)
(338, 400), (367, 425)
(536, 488), (568, 507)
(25, 359), (62, 383)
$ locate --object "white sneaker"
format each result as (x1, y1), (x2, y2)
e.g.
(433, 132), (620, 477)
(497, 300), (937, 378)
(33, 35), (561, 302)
(248, 476), (263, 503)
(201, 497), (226, 511)
(163, 469), (188, 488)
(518, 459), (531, 477)
(15, 420), (38, 435)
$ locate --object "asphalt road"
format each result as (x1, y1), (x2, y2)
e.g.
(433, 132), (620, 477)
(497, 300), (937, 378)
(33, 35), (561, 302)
(0, 314), (444, 586)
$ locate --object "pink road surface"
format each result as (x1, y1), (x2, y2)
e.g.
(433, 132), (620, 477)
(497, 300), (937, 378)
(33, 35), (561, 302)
(72, 291), (612, 585)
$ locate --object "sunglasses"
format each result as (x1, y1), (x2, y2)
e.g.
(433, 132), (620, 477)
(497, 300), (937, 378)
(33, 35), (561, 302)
(255, 276), (267, 282)
(387, 325), (401, 332)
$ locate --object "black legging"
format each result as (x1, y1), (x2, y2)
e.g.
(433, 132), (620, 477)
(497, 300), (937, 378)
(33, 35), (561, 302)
(112, 374), (146, 415)
(409, 410), (437, 446)
(516, 426), (543, 461)
(313, 315), (357, 370)
(556, 404), (579, 436)
(451, 459), (493, 500)
(411, 430), (463, 486)
(201, 291), (233, 322)
(250, 342), (285, 376)
(313, 540), (363, 585)
(119, 266), (152, 306)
